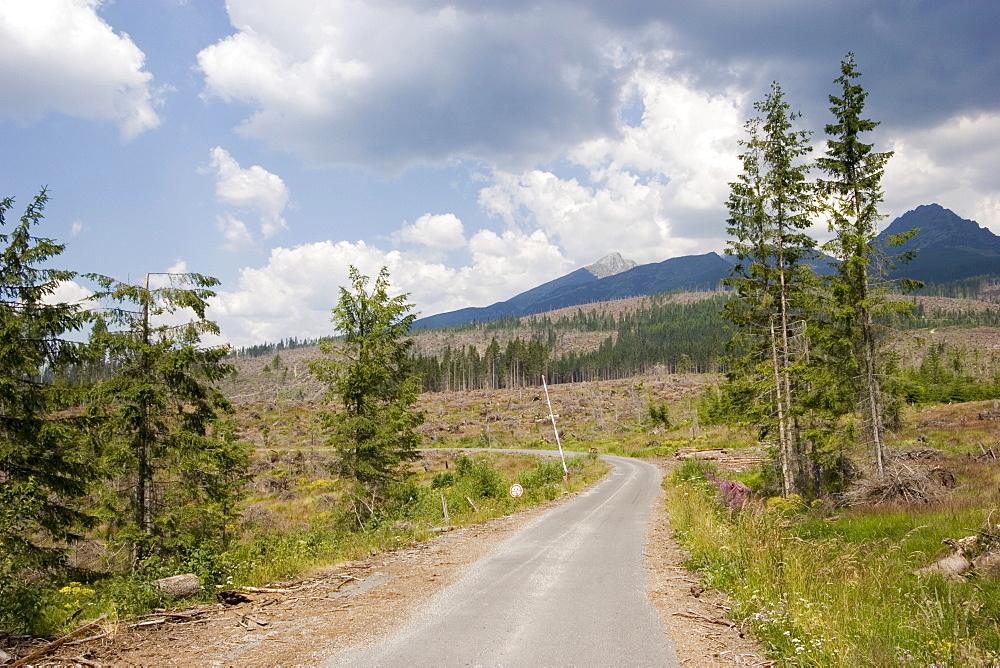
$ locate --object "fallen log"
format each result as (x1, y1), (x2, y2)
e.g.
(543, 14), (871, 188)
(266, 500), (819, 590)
(128, 618), (168, 629)
(11, 615), (107, 667)
(218, 590), (255, 605)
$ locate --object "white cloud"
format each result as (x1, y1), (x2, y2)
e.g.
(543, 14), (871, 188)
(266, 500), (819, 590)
(209, 62), (755, 346)
(884, 112), (1000, 232)
(217, 214), (256, 252)
(197, 0), (625, 170)
(0, 0), (160, 138)
(398, 213), (466, 250)
(210, 225), (571, 346)
(463, 228), (572, 295)
(166, 259), (188, 275)
(478, 66), (745, 264)
(70, 220), (84, 237)
(208, 147), (290, 241)
(42, 280), (92, 305)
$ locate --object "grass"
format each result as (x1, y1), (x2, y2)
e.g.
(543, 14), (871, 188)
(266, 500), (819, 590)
(665, 457), (1000, 665)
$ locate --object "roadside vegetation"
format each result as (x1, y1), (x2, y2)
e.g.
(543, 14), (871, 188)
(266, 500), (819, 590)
(655, 54), (1000, 664)
(664, 403), (1000, 664)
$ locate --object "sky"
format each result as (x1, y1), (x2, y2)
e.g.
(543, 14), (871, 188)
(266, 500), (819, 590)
(2, 0), (999, 347)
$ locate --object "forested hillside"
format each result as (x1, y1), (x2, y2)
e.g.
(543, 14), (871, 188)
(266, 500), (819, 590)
(412, 293), (730, 390)
(216, 284), (1000, 413)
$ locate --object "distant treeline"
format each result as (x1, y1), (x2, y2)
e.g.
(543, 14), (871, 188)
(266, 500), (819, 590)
(411, 296), (731, 391)
(890, 302), (1000, 329)
(229, 336), (330, 358)
(912, 275), (1000, 300)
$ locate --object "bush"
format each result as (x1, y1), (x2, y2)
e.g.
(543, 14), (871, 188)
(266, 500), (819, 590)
(664, 471), (1000, 664)
(647, 401), (672, 428)
(455, 456), (506, 499)
(431, 471), (456, 489)
(0, 567), (52, 635)
(672, 457), (717, 485)
(517, 460), (565, 488)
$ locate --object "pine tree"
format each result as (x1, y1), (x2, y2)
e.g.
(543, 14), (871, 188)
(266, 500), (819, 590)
(86, 271), (240, 560)
(485, 337), (501, 390)
(816, 53), (906, 476)
(722, 82), (817, 496)
(0, 191), (96, 628)
(308, 266), (423, 517)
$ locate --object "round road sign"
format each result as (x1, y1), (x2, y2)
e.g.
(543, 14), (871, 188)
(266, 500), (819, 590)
(509, 483), (524, 498)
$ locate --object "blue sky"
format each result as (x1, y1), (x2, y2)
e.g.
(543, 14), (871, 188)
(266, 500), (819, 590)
(2, 0), (999, 346)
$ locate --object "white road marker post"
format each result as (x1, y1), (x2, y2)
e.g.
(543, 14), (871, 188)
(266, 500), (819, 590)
(541, 375), (570, 483)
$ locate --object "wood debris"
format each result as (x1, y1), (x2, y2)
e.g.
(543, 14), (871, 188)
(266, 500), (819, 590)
(10, 615), (107, 667)
(672, 610), (736, 628)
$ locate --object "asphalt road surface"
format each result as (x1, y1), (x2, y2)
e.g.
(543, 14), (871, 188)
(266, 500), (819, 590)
(327, 455), (680, 667)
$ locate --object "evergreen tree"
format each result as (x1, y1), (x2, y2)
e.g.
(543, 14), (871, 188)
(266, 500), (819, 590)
(0, 191), (96, 628)
(722, 82), (817, 496)
(485, 337), (501, 389)
(86, 271), (241, 561)
(816, 53), (911, 476)
(308, 266), (423, 517)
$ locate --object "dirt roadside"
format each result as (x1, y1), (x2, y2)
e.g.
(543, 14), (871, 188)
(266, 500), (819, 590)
(35, 462), (764, 667)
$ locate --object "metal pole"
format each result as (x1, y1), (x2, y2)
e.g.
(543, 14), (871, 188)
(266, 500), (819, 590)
(541, 375), (569, 479)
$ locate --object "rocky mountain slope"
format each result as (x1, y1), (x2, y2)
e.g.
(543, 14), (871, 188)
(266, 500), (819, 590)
(877, 203), (1000, 283)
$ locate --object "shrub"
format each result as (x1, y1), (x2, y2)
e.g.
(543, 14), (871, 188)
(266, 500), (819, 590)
(647, 401), (673, 428)
(517, 460), (565, 489)
(431, 471), (456, 489)
(664, 470), (1000, 664)
(455, 456), (506, 499)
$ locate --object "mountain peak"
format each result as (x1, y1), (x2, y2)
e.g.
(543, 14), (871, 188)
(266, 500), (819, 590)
(878, 204), (1000, 283)
(585, 252), (637, 279)
(881, 203), (996, 247)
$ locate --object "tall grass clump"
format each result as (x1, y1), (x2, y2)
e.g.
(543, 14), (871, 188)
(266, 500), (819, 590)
(664, 459), (1000, 665)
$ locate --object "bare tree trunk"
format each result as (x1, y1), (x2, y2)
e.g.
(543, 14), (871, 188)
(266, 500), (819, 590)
(777, 258), (799, 493)
(860, 312), (886, 475)
(770, 319), (796, 497)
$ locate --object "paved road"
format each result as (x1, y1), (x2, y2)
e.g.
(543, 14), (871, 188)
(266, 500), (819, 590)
(327, 455), (680, 667)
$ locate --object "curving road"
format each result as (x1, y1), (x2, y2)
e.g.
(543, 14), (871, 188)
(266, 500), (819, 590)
(326, 454), (680, 667)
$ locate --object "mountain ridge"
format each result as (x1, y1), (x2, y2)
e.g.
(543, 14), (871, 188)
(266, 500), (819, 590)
(414, 204), (1000, 329)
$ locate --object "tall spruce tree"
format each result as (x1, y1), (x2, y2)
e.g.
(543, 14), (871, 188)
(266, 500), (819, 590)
(0, 191), (96, 628)
(86, 271), (243, 561)
(723, 82), (817, 496)
(816, 54), (904, 476)
(309, 266), (423, 518)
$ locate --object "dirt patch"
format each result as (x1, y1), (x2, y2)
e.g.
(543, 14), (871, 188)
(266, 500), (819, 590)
(33, 469), (766, 667)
